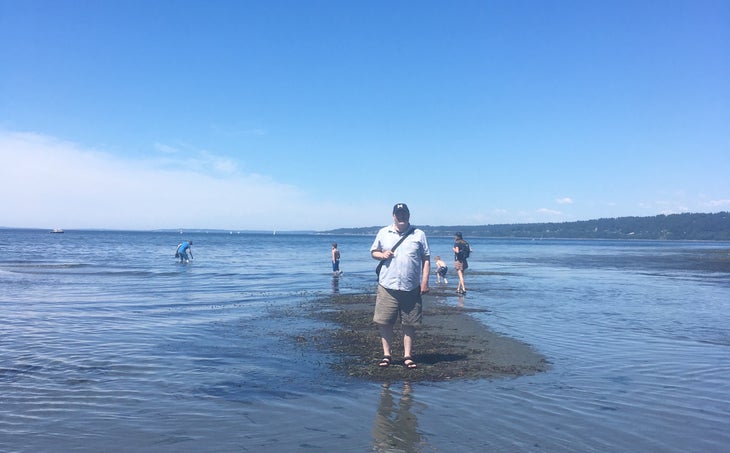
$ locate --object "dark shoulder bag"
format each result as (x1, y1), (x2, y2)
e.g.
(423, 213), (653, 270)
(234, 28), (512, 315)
(375, 227), (414, 278)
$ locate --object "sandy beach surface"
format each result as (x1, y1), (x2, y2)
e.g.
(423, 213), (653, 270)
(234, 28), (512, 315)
(296, 289), (550, 382)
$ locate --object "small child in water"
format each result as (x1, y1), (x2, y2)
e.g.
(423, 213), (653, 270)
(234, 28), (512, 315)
(435, 256), (448, 284)
(331, 243), (342, 276)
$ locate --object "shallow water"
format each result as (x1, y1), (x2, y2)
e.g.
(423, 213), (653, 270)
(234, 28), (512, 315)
(1, 230), (729, 451)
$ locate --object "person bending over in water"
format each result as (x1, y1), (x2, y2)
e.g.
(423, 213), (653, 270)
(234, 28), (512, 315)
(435, 256), (448, 284)
(176, 240), (194, 264)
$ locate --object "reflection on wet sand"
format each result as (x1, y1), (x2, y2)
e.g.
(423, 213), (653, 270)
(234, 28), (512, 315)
(331, 275), (340, 293)
(372, 382), (425, 452)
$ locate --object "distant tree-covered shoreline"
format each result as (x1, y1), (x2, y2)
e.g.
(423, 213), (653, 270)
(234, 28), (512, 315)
(325, 212), (730, 241)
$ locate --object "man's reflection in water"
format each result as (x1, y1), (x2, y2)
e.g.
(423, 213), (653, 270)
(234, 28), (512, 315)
(372, 382), (423, 452)
(331, 275), (340, 294)
(457, 293), (465, 309)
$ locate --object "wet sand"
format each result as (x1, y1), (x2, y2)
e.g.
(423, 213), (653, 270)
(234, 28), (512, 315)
(297, 291), (549, 382)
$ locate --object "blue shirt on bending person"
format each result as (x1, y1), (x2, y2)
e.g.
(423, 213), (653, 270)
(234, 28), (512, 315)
(176, 240), (194, 264)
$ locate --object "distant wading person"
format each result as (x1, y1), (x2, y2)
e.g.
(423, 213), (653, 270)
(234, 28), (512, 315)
(453, 232), (470, 294)
(331, 243), (341, 276)
(370, 203), (430, 369)
(176, 240), (194, 264)
(435, 256), (448, 285)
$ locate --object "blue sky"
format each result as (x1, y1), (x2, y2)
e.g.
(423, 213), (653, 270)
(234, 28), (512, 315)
(1, 1), (728, 230)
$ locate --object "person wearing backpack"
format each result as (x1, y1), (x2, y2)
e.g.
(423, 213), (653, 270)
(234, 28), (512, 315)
(453, 232), (470, 294)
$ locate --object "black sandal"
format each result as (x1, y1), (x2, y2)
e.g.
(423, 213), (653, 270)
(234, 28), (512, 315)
(378, 356), (392, 367)
(403, 356), (417, 369)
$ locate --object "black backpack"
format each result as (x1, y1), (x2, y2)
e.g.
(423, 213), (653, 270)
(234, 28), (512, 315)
(461, 241), (471, 259)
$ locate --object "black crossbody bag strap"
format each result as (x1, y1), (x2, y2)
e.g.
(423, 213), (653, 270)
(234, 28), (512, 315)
(375, 227), (415, 277)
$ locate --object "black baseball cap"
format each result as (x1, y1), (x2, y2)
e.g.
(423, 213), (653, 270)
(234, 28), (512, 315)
(392, 203), (410, 215)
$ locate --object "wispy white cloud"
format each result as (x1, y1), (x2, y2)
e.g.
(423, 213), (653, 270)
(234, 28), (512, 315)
(704, 199), (730, 209)
(639, 199), (691, 216)
(0, 130), (370, 230)
(196, 150), (239, 175)
(537, 208), (562, 216)
(154, 142), (179, 154)
(150, 142), (239, 176)
(556, 197), (574, 205)
(658, 208), (690, 216)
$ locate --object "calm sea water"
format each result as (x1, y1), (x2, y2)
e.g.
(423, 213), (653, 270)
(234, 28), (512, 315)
(1, 229), (729, 452)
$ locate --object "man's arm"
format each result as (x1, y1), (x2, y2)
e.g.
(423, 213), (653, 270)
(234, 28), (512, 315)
(371, 249), (393, 260)
(421, 257), (430, 293)
(371, 235), (393, 261)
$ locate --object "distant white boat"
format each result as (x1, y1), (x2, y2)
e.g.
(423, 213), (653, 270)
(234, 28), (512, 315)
(50, 228), (64, 234)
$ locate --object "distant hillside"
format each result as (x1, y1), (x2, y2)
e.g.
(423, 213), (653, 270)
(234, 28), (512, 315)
(324, 212), (730, 241)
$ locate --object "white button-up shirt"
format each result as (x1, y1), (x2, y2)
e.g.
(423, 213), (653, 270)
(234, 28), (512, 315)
(370, 224), (430, 291)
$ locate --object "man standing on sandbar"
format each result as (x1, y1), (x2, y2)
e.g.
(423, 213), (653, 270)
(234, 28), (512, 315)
(370, 203), (430, 369)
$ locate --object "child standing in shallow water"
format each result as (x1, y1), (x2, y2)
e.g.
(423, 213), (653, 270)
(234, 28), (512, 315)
(331, 243), (342, 276)
(435, 256), (448, 284)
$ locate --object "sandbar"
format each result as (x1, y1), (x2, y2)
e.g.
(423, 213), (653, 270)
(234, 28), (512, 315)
(298, 291), (549, 382)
